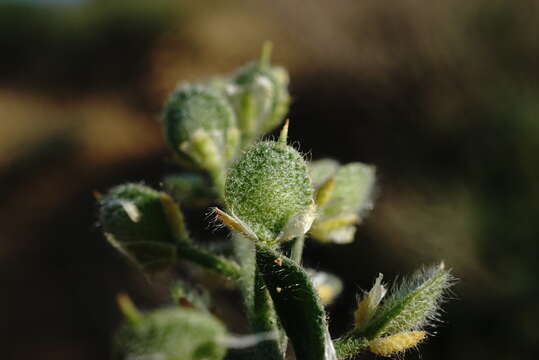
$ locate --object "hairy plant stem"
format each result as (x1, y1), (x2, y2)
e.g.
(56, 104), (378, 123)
(208, 166), (226, 199)
(233, 234), (284, 360)
(290, 235), (305, 263)
(176, 243), (242, 281)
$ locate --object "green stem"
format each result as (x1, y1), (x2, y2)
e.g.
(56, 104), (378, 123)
(176, 243), (242, 281)
(163, 192), (240, 280)
(240, 92), (256, 147)
(208, 166), (226, 199)
(233, 235), (284, 360)
(252, 271), (286, 359)
(260, 41), (273, 68)
(290, 235), (305, 264)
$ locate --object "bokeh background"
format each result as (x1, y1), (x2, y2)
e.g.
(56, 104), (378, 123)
(1, 0), (538, 359)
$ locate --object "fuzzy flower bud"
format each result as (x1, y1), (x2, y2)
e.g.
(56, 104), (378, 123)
(364, 263), (454, 338)
(226, 56), (290, 146)
(99, 183), (188, 272)
(162, 85), (240, 193)
(115, 296), (226, 360)
(354, 274), (387, 329)
(309, 160), (376, 244)
(369, 331), (426, 356)
(220, 139), (314, 244)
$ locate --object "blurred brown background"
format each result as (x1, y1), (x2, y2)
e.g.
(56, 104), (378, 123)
(1, 0), (538, 359)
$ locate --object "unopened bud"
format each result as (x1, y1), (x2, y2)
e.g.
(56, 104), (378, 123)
(369, 331), (426, 356)
(115, 303), (226, 360)
(162, 85), (239, 192)
(227, 57), (290, 146)
(309, 160), (376, 244)
(365, 263), (454, 338)
(354, 274), (387, 329)
(222, 137), (314, 243)
(99, 183), (186, 272)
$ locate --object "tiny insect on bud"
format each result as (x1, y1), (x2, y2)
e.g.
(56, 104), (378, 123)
(369, 331), (426, 356)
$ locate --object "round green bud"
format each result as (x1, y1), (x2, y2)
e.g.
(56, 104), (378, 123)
(115, 307), (227, 360)
(162, 85), (240, 169)
(224, 141), (314, 243)
(99, 183), (178, 271)
(227, 63), (290, 145)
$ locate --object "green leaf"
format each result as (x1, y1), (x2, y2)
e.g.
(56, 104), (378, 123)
(256, 244), (335, 360)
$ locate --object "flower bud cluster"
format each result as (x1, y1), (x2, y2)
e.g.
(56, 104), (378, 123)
(95, 46), (456, 360)
(225, 61), (290, 146)
(161, 46), (290, 195)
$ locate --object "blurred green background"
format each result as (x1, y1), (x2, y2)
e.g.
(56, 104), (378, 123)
(1, 0), (538, 359)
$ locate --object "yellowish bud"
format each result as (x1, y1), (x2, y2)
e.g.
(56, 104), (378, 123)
(369, 331), (426, 356)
